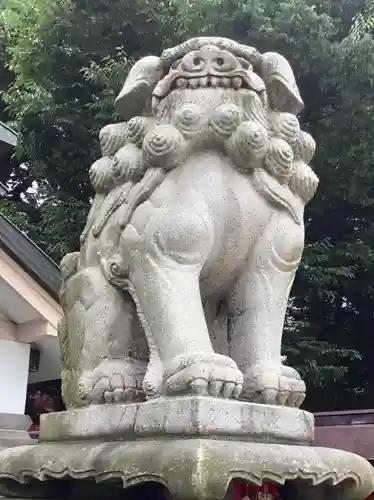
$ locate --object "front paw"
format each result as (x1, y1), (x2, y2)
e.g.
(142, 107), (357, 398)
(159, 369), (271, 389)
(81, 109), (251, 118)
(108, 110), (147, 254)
(143, 354), (163, 399)
(78, 358), (146, 404)
(241, 363), (305, 407)
(163, 352), (243, 399)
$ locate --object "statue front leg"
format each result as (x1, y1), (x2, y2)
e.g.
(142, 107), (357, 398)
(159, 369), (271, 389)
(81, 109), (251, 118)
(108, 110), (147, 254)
(121, 199), (243, 399)
(228, 210), (305, 407)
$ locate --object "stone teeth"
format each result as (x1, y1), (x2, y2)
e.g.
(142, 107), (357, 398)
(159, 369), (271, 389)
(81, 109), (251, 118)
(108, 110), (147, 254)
(232, 77), (242, 89)
(172, 75), (243, 90)
(189, 78), (200, 89)
(210, 76), (219, 87)
(176, 78), (187, 88)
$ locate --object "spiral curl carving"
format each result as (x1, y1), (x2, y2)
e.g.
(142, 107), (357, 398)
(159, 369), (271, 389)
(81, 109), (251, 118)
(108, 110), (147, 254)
(127, 116), (150, 148)
(103, 257), (130, 288)
(293, 130), (316, 164)
(226, 120), (269, 172)
(210, 104), (242, 139)
(269, 112), (300, 145)
(263, 137), (294, 182)
(112, 143), (144, 183)
(172, 103), (205, 139)
(99, 122), (128, 157)
(289, 160), (319, 203)
(89, 156), (114, 194)
(142, 125), (186, 170)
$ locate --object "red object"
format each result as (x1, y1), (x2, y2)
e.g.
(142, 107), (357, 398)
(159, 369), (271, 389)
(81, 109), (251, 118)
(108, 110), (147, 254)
(234, 483), (279, 499)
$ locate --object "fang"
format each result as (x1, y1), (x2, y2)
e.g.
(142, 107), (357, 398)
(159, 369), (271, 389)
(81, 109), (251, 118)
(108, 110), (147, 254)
(232, 77), (242, 89)
(176, 78), (187, 88)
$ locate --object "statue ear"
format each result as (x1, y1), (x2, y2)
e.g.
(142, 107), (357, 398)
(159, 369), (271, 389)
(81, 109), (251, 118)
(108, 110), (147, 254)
(115, 56), (163, 120)
(260, 52), (304, 115)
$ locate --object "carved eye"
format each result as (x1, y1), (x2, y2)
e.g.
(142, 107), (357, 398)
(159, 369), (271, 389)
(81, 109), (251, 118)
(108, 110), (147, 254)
(216, 57), (225, 67)
(193, 56), (203, 66)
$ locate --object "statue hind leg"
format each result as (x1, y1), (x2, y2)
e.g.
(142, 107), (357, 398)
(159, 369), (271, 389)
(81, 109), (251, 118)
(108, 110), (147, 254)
(228, 210), (306, 407)
(62, 264), (148, 405)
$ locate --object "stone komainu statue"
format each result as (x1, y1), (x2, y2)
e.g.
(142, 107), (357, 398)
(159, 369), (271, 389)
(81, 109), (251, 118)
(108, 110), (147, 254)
(58, 37), (318, 408)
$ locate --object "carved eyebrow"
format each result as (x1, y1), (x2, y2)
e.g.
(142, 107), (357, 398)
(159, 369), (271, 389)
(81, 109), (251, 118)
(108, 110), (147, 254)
(170, 58), (182, 70)
(165, 55), (253, 74)
(161, 38), (262, 69)
(238, 57), (252, 70)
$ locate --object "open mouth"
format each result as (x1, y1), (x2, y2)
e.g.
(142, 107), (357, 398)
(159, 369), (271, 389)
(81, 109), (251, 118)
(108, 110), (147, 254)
(153, 67), (265, 104)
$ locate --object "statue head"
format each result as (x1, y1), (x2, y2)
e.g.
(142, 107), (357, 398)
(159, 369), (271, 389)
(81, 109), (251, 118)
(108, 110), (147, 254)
(114, 37), (304, 121)
(94, 37), (318, 212)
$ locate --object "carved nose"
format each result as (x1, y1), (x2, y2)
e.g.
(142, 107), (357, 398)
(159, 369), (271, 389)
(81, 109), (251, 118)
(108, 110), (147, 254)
(181, 48), (238, 74)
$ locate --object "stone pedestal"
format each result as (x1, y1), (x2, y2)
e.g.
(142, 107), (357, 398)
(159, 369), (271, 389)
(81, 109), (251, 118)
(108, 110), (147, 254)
(38, 396), (314, 445)
(0, 439), (373, 500)
(0, 414), (33, 449)
(0, 399), (372, 500)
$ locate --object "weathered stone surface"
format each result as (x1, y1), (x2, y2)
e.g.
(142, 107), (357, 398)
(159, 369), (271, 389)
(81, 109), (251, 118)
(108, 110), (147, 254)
(58, 36), (319, 410)
(39, 397), (314, 444)
(0, 439), (372, 500)
(39, 402), (139, 442)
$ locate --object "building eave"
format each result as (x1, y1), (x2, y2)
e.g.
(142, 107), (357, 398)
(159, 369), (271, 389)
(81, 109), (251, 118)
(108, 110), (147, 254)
(0, 215), (61, 301)
(0, 122), (61, 301)
(0, 121), (18, 147)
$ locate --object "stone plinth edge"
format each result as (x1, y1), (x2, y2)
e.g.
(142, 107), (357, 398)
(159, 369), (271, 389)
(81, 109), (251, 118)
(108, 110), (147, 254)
(0, 440), (372, 500)
(39, 396), (314, 444)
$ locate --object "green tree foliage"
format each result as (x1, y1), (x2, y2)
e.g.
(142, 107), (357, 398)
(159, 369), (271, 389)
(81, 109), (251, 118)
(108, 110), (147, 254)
(0, 0), (178, 257)
(347, 0), (374, 41)
(1, 0), (374, 410)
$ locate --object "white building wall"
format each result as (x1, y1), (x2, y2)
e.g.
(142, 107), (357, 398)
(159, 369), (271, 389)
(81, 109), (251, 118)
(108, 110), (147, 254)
(0, 339), (30, 414)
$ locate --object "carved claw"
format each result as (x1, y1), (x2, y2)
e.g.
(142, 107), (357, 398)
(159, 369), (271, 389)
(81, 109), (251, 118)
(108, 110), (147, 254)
(142, 353), (164, 399)
(163, 353), (243, 399)
(241, 363), (306, 407)
(78, 358), (147, 404)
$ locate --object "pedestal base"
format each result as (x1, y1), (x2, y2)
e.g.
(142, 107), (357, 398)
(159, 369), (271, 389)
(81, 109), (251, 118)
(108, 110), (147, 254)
(0, 414), (33, 449)
(0, 439), (372, 500)
(39, 396), (314, 445)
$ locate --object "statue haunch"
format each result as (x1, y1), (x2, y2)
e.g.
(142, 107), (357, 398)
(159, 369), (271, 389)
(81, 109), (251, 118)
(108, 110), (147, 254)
(58, 37), (318, 409)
